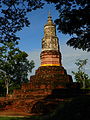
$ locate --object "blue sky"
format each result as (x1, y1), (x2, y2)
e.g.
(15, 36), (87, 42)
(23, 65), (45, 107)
(17, 3), (70, 51)
(16, 3), (90, 81)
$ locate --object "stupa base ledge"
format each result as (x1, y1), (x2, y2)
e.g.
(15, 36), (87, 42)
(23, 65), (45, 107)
(41, 64), (61, 66)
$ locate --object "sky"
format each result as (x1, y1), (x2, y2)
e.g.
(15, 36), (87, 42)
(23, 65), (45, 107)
(17, 3), (90, 81)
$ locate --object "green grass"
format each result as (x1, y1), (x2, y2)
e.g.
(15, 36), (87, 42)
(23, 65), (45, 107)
(0, 117), (21, 120)
(0, 116), (42, 120)
(0, 115), (50, 120)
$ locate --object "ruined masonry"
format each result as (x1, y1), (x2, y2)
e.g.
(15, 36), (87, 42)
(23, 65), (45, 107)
(0, 14), (73, 114)
(13, 14), (73, 99)
(0, 13), (89, 116)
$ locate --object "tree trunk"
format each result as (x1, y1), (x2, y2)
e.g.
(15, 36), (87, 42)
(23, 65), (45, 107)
(6, 80), (9, 95)
(82, 79), (85, 89)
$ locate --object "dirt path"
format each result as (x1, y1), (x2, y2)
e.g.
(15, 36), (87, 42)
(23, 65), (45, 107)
(0, 110), (33, 117)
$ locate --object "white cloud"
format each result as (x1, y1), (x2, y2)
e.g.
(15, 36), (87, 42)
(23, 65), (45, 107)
(27, 50), (41, 79)
(61, 45), (90, 80)
(28, 45), (90, 81)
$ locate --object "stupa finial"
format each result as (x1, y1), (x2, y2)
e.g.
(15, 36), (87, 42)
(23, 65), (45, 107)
(48, 10), (51, 17)
(47, 10), (53, 24)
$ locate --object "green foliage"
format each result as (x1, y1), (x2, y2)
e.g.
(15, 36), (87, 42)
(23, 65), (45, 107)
(0, 0), (44, 43)
(0, 42), (35, 95)
(0, 0), (42, 95)
(72, 59), (90, 88)
(0, 0), (89, 51)
(45, 0), (90, 51)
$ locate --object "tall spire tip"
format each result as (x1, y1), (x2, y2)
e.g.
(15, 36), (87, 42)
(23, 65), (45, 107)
(48, 10), (51, 17)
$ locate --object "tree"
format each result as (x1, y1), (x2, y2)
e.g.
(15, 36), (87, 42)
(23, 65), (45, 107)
(0, 0), (42, 95)
(0, 0), (44, 43)
(45, 0), (90, 51)
(0, 42), (34, 95)
(72, 59), (90, 88)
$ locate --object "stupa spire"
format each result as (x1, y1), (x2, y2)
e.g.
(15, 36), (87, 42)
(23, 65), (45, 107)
(42, 14), (59, 51)
(48, 11), (51, 17)
(46, 11), (54, 25)
(40, 14), (62, 66)
(48, 11), (52, 21)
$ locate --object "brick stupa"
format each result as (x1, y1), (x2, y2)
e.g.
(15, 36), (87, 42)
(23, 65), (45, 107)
(0, 14), (77, 115)
(28, 13), (73, 90)
(0, 14), (89, 116)
(13, 13), (73, 98)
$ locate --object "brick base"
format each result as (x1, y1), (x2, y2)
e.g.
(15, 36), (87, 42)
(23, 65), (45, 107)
(4, 66), (73, 114)
(13, 66), (73, 99)
(40, 50), (62, 66)
(29, 66), (73, 90)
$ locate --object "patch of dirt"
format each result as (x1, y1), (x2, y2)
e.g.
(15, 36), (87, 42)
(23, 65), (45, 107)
(0, 109), (33, 117)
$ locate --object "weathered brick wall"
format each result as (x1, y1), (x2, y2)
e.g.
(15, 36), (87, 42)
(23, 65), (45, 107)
(40, 50), (62, 66)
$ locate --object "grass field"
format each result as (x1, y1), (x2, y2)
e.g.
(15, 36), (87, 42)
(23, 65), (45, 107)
(0, 115), (46, 120)
(0, 116), (43, 120)
(0, 117), (22, 120)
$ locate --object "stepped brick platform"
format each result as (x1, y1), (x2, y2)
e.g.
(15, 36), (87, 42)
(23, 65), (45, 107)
(0, 65), (74, 115)
(0, 64), (74, 114)
(0, 89), (90, 116)
(28, 66), (72, 90)
(12, 66), (73, 98)
(9, 65), (72, 100)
